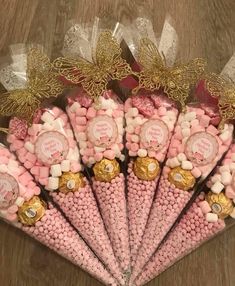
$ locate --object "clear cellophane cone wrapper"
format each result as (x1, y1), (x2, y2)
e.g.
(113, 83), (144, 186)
(134, 145), (235, 286)
(131, 103), (233, 281)
(124, 92), (178, 266)
(66, 89), (130, 275)
(0, 45), (122, 284)
(53, 17), (133, 277)
(0, 144), (118, 286)
(132, 52), (235, 279)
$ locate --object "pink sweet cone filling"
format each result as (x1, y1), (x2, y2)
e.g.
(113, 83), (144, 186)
(127, 162), (159, 266)
(23, 203), (118, 286)
(131, 105), (233, 281)
(51, 179), (124, 283)
(93, 173), (131, 273)
(134, 197), (225, 286)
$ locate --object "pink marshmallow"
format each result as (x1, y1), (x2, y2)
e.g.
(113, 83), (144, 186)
(198, 201), (211, 214)
(225, 186), (235, 199)
(76, 116), (87, 125)
(76, 107), (87, 116)
(104, 150), (115, 160)
(206, 125), (219, 136)
(86, 107), (96, 119)
(39, 167), (50, 178)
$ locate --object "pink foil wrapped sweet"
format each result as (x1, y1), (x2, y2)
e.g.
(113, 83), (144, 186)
(134, 145), (235, 285)
(124, 92), (179, 266)
(6, 106), (123, 284)
(0, 145), (118, 286)
(66, 89), (131, 275)
(131, 104), (234, 282)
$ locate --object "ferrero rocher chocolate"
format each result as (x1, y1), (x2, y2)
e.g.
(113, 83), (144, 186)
(59, 172), (85, 194)
(133, 157), (160, 181)
(93, 159), (120, 182)
(168, 167), (196, 191)
(18, 196), (46, 226)
(206, 191), (234, 219)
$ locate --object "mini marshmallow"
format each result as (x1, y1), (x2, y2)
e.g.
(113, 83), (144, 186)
(219, 165), (230, 173)
(0, 164), (8, 172)
(50, 164), (62, 177)
(131, 135), (140, 143)
(41, 111), (54, 123)
(130, 107), (139, 117)
(182, 128), (190, 138)
(181, 160), (193, 170)
(211, 181), (224, 194)
(206, 212), (218, 223)
(47, 177), (59, 190)
(69, 102), (81, 113)
(53, 118), (65, 130)
(24, 141), (35, 153)
(230, 163), (235, 171)
(181, 121), (190, 129)
(105, 109), (113, 116)
(15, 197), (25, 207)
(177, 153), (187, 162)
(137, 149), (148, 158)
(76, 132), (87, 141)
(94, 146), (106, 153)
(120, 154), (125, 161)
(79, 141), (87, 149)
(168, 157), (181, 168)
(42, 122), (54, 131)
(221, 171), (232, 185)
(211, 174), (222, 184)
(231, 154), (235, 162)
(230, 208), (235, 219)
(134, 117), (143, 125)
(219, 130), (230, 142)
(61, 160), (70, 172)
(184, 111), (196, 121)
(126, 125), (135, 134)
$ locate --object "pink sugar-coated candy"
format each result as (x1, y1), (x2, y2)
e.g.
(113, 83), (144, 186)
(134, 198), (225, 286)
(131, 168), (193, 282)
(86, 107), (96, 119)
(127, 161), (160, 266)
(22, 204), (118, 286)
(93, 173), (131, 273)
(130, 143), (139, 152)
(50, 181), (123, 284)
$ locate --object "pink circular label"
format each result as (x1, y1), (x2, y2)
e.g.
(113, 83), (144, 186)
(0, 173), (19, 209)
(87, 115), (118, 147)
(185, 131), (219, 166)
(35, 131), (69, 165)
(140, 119), (169, 151)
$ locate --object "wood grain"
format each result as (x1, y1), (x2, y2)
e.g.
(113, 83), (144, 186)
(0, 0), (235, 285)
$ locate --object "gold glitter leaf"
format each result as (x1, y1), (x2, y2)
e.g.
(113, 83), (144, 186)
(53, 31), (132, 100)
(133, 37), (206, 109)
(0, 48), (63, 122)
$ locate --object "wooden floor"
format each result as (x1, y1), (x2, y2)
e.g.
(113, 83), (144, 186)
(0, 0), (235, 285)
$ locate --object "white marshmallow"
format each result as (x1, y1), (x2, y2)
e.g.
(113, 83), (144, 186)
(120, 154), (125, 161)
(42, 122), (53, 131)
(76, 132), (87, 141)
(231, 154), (235, 162)
(181, 160), (193, 170)
(134, 117), (143, 125)
(219, 130), (230, 142)
(168, 157), (181, 168)
(211, 174), (222, 184)
(47, 177), (59, 190)
(184, 111), (196, 122)
(206, 213), (218, 223)
(94, 146), (106, 153)
(131, 135), (140, 143)
(177, 153), (187, 162)
(230, 208), (235, 219)
(182, 137), (188, 145)
(219, 165), (230, 173)
(24, 141), (35, 153)
(0, 164), (8, 172)
(50, 164), (62, 177)
(211, 181), (224, 194)
(126, 118), (134, 126)
(130, 107), (139, 117)
(69, 102), (81, 113)
(105, 109), (113, 116)
(88, 157), (95, 165)
(181, 121), (190, 129)
(61, 160), (70, 172)
(15, 197), (25, 207)
(166, 111), (176, 119)
(229, 162), (235, 171)
(66, 129), (74, 138)
(126, 125), (135, 134)
(182, 128), (191, 138)
(79, 141), (87, 149)
(137, 149), (147, 157)
(221, 171), (232, 185)
(41, 111), (54, 123)
(53, 118), (65, 130)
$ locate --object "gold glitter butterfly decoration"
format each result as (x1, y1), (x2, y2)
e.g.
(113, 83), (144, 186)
(204, 72), (235, 126)
(0, 48), (63, 123)
(53, 31), (132, 100)
(133, 37), (206, 109)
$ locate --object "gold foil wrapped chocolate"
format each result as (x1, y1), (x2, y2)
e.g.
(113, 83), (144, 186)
(93, 159), (120, 182)
(168, 167), (196, 191)
(59, 172), (85, 194)
(18, 196), (46, 226)
(133, 157), (160, 181)
(206, 191), (234, 219)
